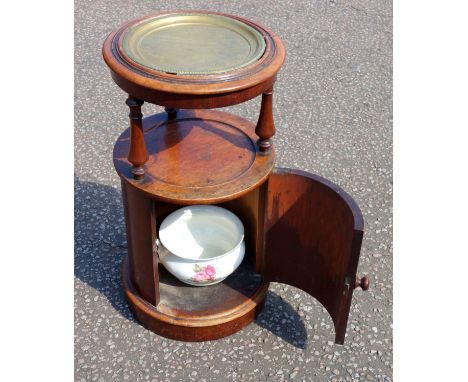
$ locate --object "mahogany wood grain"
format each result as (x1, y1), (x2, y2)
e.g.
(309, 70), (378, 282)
(262, 168), (365, 344)
(110, 73), (276, 109)
(255, 87), (276, 153)
(125, 96), (148, 179)
(113, 109), (276, 204)
(121, 180), (159, 305)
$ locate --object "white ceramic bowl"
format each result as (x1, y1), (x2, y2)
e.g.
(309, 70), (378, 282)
(157, 205), (245, 286)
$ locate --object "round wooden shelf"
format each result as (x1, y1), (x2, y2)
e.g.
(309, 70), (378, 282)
(113, 109), (276, 204)
(122, 255), (269, 341)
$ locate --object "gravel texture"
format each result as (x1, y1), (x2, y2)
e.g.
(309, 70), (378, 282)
(75, 0), (392, 380)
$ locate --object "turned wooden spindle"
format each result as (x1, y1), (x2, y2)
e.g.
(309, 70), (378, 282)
(126, 96), (148, 180)
(354, 276), (370, 291)
(165, 107), (178, 120)
(255, 87), (275, 153)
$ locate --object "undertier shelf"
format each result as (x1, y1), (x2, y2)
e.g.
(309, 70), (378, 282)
(113, 109), (276, 204)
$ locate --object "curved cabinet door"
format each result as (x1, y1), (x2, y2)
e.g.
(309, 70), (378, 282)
(262, 168), (364, 344)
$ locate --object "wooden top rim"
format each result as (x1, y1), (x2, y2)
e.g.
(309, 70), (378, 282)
(102, 10), (285, 95)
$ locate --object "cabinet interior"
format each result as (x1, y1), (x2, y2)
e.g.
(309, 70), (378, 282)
(153, 183), (266, 278)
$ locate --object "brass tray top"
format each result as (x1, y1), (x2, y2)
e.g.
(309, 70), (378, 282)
(121, 13), (266, 75)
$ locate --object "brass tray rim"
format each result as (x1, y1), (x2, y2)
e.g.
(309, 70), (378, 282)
(120, 13), (267, 76)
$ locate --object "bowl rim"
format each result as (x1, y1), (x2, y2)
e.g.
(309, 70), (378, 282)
(158, 205), (245, 260)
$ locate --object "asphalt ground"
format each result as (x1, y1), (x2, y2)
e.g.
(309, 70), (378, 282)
(75, 1), (392, 380)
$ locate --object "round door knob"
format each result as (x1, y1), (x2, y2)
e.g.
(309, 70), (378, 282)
(354, 276), (370, 290)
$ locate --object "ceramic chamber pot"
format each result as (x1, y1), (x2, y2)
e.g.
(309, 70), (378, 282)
(157, 205), (245, 286)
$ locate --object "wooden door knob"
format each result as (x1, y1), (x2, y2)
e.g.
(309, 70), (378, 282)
(354, 276), (370, 290)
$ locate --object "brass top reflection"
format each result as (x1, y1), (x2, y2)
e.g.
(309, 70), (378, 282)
(121, 13), (266, 75)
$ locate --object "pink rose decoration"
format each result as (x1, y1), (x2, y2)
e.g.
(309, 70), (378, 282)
(193, 271), (209, 281)
(204, 265), (216, 279)
(192, 264), (216, 282)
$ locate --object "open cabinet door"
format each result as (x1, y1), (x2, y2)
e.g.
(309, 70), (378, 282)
(262, 168), (365, 344)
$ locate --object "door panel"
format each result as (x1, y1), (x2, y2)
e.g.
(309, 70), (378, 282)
(262, 168), (364, 344)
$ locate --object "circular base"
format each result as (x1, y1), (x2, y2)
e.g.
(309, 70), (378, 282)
(121, 256), (269, 341)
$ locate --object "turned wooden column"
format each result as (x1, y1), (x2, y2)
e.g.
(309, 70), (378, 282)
(255, 87), (275, 153)
(126, 96), (148, 179)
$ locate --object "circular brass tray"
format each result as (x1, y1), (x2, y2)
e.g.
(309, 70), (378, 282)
(120, 13), (266, 75)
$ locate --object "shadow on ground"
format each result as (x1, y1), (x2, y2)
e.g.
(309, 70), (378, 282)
(74, 175), (308, 348)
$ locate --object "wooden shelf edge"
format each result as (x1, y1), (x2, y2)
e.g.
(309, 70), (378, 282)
(113, 109), (276, 204)
(121, 256), (269, 341)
